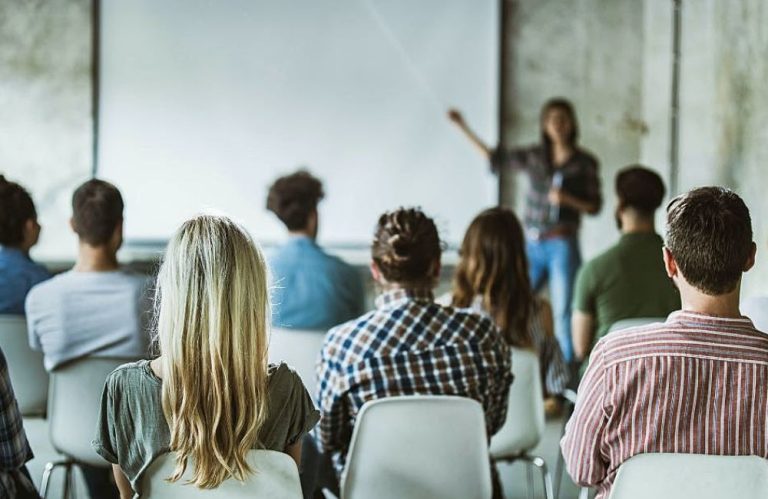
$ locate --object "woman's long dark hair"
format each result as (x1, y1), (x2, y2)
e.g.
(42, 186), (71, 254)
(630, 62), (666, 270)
(452, 207), (534, 348)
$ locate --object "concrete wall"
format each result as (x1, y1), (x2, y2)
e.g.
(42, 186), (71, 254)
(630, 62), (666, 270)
(2, 0), (767, 295)
(0, 0), (91, 259)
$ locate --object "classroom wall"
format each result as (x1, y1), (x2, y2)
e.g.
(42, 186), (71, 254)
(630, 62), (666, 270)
(2, 0), (767, 295)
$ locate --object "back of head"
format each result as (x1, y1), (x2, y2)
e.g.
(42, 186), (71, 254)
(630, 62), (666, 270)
(453, 207), (533, 347)
(266, 170), (324, 231)
(0, 175), (37, 247)
(156, 215), (270, 488)
(372, 207), (441, 286)
(72, 179), (124, 246)
(666, 187), (753, 295)
(616, 165), (665, 217)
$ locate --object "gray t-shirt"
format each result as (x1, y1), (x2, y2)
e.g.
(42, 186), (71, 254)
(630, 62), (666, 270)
(25, 269), (153, 371)
(93, 360), (320, 498)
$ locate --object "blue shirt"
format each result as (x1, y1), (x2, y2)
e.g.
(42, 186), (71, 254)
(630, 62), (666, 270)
(0, 246), (50, 315)
(269, 237), (364, 330)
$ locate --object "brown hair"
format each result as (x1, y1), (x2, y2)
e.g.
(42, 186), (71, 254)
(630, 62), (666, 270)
(266, 170), (324, 231)
(540, 97), (579, 151)
(72, 179), (124, 246)
(0, 175), (37, 247)
(372, 207), (441, 285)
(452, 207), (533, 348)
(616, 165), (665, 217)
(665, 187), (753, 295)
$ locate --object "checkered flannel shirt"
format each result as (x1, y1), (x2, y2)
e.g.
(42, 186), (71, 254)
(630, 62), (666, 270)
(315, 288), (513, 474)
(0, 348), (35, 497)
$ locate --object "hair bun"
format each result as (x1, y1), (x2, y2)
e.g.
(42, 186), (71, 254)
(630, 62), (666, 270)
(387, 234), (413, 263)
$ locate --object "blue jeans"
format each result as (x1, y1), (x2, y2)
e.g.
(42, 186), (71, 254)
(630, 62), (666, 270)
(526, 236), (582, 363)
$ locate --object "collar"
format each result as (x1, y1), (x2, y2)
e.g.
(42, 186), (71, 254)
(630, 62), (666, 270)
(0, 245), (30, 261)
(618, 231), (662, 245)
(667, 310), (755, 328)
(375, 288), (434, 310)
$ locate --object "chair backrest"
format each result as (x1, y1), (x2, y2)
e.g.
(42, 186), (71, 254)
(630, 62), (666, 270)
(341, 395), (492, 499)
(141, 450), (303, 498)
(609, 453), (768, 499)
(48, 356), (138, 467)
(489, 348), (545, 458)
(268, 328), (326, 397)
(608, 317), (665, 334)
(0, 315), (48, 417)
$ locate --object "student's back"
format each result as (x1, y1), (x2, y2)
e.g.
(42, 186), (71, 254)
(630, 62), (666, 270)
(270, 236), (363, 330)
(0, 176), (50, 315)
(26, 269), (151, 370)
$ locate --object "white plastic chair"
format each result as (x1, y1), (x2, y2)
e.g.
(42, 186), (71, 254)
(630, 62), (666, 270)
(608, 317), (665, 333)
(336, 396), (493, 499)
(490, 348), (554, 499)
(141, 449), (303, 498)
(39, 356), (138, 498)
(0, 315), (48, 416)
(609, 453), (768, 499)
(269, 328), (326, 397)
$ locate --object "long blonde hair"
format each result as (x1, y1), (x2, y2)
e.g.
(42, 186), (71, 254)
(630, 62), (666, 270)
(155, 215), (270, 488)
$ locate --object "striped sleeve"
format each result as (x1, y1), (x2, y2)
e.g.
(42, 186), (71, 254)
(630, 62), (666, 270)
(561, 339), (610, 487)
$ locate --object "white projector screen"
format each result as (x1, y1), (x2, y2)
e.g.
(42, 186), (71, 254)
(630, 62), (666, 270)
(98, 0), (498, 249)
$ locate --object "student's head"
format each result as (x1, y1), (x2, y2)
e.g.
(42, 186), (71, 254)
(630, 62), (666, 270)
(664, 187), (756, 297)
(540, 98), (578, 148)
(155, 215), (270, 488)
(266, 170), (324, 238)
(453, 207), (533, 347)
(371, 207), (441, 289)
(0, 175), (40, 252)
(615, 165), (665, 229)
(71, 179), (124, 251)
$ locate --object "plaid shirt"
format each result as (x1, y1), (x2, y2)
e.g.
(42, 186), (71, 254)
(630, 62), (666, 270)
(0, 348), (36, 497)
(492, 145), (602, 234)
(315, 288), (513, 474)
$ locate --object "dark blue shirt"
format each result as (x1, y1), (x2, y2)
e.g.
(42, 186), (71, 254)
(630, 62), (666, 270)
(269, 237), (365, 330)
(0, 246), (50, 315)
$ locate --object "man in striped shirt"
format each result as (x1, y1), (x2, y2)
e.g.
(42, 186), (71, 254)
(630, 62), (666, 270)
(562, 187), (768, 499)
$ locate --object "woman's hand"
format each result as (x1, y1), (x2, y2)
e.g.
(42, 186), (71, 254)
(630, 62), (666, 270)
(447, 108), (465, 125)
(548, 188), (565, 206)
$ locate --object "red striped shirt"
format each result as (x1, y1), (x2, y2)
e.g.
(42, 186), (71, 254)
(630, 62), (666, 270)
(561, 311), (768, 498)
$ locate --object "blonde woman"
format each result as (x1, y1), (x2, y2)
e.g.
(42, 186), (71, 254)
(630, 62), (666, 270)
(93, 215), (319, 498)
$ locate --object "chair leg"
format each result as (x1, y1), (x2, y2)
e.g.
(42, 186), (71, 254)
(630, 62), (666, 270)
(578, 486), (590, 499)
(519, 455), (554, 499)
(39, 460), (69, 498)
(554, 399), (575, 499)
(526, 462), (534, 499)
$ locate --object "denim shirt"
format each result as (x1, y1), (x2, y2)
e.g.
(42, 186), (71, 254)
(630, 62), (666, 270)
(269, 236), (365, 331)
(0, 246), (50, 315)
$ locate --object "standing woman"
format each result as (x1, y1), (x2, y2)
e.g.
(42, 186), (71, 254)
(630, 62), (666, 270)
(448, 99), (602, 363)
(452, 207), (569, 409)
(93, 215), (319, 498)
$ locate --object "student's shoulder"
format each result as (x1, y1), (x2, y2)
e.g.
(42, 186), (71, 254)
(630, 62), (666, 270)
(581, 242), (623, 276)
(436, 302), (497, 334)
(26, 270), (73, 301)
(267, 362), (310, 399)
(104, 359), (156, 391)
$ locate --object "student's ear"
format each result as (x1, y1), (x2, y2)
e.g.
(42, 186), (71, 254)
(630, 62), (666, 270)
(111, 219), (124, 250)
(370, 261), (384, 284)
(430, 258), (441, 281)
(744, 242), (757, 272)
(662, 247), (677, 279)
(69, 217), (76, 234)
(23, 218), (41, 248)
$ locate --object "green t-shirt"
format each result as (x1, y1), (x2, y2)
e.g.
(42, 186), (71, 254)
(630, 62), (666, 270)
(573, 232), (680, 347)
(93, 360), (320, 498)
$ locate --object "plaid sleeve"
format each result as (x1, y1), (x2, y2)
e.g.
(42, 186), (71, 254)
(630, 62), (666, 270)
(0, 349), (33, 472)
(479, 319), (513, 436)
(582, 157), (602, 214)
(561, 340), (610, 486)
(315, 329), (352, 453)
(491, 145), (538, 174)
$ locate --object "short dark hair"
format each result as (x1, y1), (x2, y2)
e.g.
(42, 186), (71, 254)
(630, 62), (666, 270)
(0, 175), (37, 246)
(266, 170), (324, 231)
(665, 187), (752, 295)
(616, 165), (665, 217)
(372, 207), (441, 284)
(72, 179), (124, 246)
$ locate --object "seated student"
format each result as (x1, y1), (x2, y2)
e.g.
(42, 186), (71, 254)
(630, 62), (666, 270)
(315, 207), (513, 493)
(0, 347), (39, 499)
(450, 207), (568, 408)
(571, 166), (680, 364)
(26, 179), (151, 371)
(266, 170), (364, 330)
(93, 215), (320, 498)
(562, 187), (768, 499)
(0, 175), (50, 315)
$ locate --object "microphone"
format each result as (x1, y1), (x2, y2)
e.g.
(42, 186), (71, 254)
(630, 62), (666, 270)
(549, 171), (563, 224)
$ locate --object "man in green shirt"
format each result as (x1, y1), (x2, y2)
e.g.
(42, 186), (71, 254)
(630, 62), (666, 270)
(572, 166), (680, 363)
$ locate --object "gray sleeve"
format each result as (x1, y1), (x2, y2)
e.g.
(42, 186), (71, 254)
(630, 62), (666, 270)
(24, 291), (42, 351)
(92, 374), (119, 464)
(285, 370), (321, 447)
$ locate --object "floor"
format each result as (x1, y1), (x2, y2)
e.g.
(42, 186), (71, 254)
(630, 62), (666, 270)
(24, 415), (586, 499)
